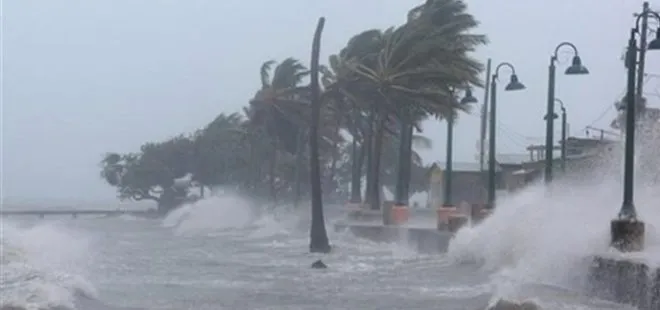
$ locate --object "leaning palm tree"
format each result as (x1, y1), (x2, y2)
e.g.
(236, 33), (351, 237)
(250, 58), (310, 201)
(342, 0), (486, 210)
(319, 31), (389, 206)
(308, 17), (331, 254)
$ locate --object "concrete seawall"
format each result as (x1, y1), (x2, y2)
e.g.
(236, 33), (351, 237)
(588, 255), (660, 309)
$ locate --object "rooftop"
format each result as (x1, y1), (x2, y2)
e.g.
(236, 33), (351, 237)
(431, 161), (502, 172)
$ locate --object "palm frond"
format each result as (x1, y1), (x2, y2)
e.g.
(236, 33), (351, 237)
(260, 60), (276, 88)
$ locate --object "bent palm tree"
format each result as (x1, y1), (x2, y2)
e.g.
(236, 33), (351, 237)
(343, 0), (486, 210)
(309, 17), (331, 254)
(250, 58), (310, 201)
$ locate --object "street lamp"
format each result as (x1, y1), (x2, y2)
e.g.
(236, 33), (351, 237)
(558, 99), (567, 173)
(611, 7), (660, 253)
(487, 63), (526, 208)
(544, 42), (589, 184)
(545, 99), (568, 173)
(443, 88), (478, 208)
(649, 28), (660, 49)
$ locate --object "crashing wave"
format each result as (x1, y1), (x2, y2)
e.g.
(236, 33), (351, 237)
(1, 221), (98, 310)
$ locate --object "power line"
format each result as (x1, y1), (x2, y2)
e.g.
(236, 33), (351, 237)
(496, 125), (531, 149)
(574, 105), (614, 136)
(573, 73), (659, 137)
(572, 84), (629, 136)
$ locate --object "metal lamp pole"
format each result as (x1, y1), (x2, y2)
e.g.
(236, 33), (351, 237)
(544, 42), (589, 184)
(487, 63), (526, 208)
(443, 89), (478, 208)
(559, 100), (567, 173)
(611, 6), (660, 252)
(544, 98), (568, 173)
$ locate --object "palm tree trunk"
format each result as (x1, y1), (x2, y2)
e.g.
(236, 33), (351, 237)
(269, 142), (278, 203)
(394, 119), (412, 205)
(328, 148), (339, 201)
(403, 125), (414, 201)
(363, 109), (375, 204)
(349, 136), (362, 203)
(308, 17), (331, 254)
(293, 130), (305, 208)
(368, 110), (386, 210)
(249, 132), (261, 193)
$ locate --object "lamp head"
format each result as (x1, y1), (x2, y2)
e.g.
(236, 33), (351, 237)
(505, 74), (526, 91)
(543, 113), (559, 121)
(648, 29), (660, 51)
(565, 55), (589, 75)
(460, 88), (478, 105)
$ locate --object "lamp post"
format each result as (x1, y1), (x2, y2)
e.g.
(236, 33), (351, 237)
(611, 7), (660, 253)
(487, 63), (526, 208)
(559, 99), (567, 173)
(443, 88), (478, 208)
(544, 42), (589, 184)
(545, 98), (568, 173)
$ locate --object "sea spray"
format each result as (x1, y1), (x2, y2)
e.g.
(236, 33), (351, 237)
(1, 220), (98, 310)
(162, 195), (254, 235)
(448, 180), (616, 286)
(161, 192), (305, 237)
(448, 174), (660, 296)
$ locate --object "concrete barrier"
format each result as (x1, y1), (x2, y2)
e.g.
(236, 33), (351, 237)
(333, 222), (454, 254)
(345, 204), (382, 222)
(436, 206), (458, 230)
(336, 202), (492, 253)
(588, 255), (660, 309)
(470, 203), (492, 224)
(447, 215), (469, 233)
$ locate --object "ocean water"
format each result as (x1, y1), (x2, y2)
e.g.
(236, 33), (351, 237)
(1, 184), (656, 310)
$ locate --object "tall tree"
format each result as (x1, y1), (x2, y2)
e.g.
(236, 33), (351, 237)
(348, 0), (485, 210)
(250, 58), (310, 201)
(309, 17), (331, 254)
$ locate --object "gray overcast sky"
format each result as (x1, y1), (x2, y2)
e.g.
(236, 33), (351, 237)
(2, 0), (659, 203)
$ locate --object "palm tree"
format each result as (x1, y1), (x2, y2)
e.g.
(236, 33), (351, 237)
(250, 58), (310, 201)
(309, 17), (331, 254)
(340, 0), (486, 210)
(319, 30), (388, 206)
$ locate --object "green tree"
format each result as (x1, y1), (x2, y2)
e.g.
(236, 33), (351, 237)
(193, 112), (249, 195)
(100, 135), (197, 213)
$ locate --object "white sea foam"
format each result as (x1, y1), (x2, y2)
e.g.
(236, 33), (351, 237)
(447, 142), (660, 303)
(1, 219), (98, 310)
(161, 192), (307, 238)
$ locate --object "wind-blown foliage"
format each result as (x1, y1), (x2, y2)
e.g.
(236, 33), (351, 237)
(99, 0), (487, 215)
